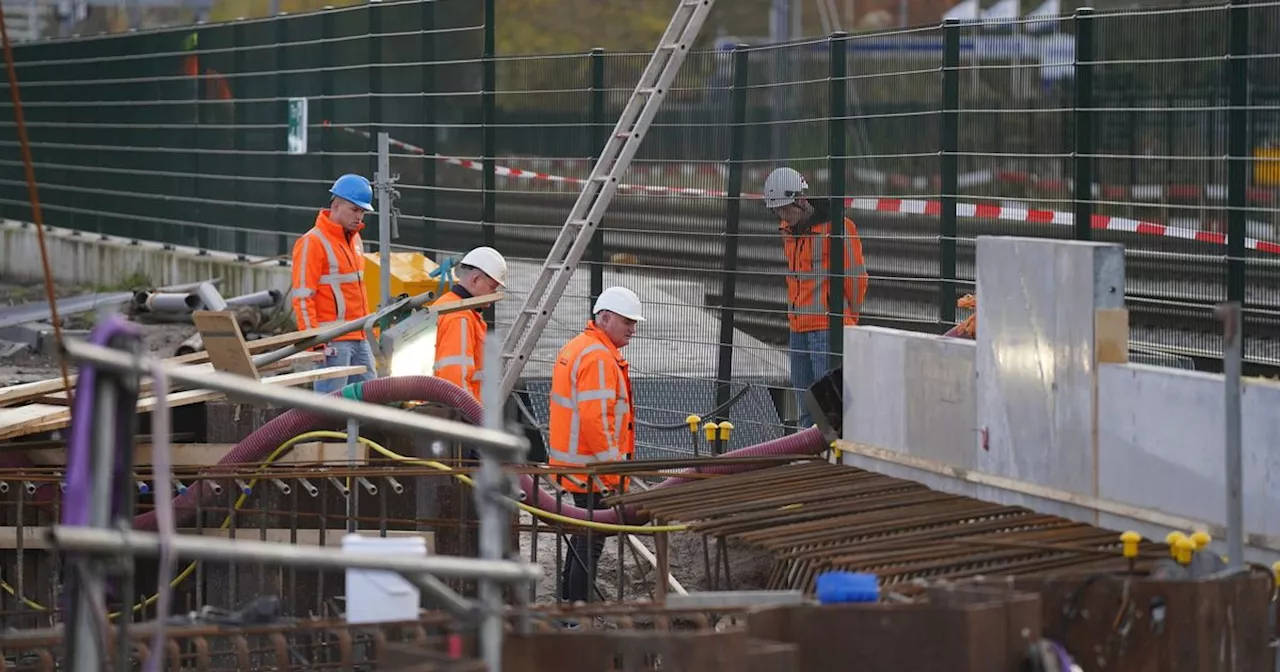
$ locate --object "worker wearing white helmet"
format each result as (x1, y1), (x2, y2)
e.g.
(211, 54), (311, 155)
(430, 246), (507, 400)
(763, 167), (869, 428)
(548, 285), (642, 606)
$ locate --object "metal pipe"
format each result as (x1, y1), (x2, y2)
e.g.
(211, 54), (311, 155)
(193, 282), (227, 312)
(225, 289), (283, 309)
(69, 372), (118, 672)
(144, 292), (201, 313)
(62, 339), (529, 459)
(478, 317), (510, 670)
(46, 526), (542, 583)
(377, 131), (393, 310)
(1217, 301), (1244, 570)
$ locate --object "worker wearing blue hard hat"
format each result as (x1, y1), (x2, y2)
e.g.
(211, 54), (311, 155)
(291, 173), (378, 394)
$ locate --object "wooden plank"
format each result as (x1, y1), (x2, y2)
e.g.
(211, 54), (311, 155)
(0, 294), (502, 409)
(22, 440), (369, 468)
(0, 327), (325, 408)
(0, 365), (364, 442)
(1095, 308), (1130, 365)
(191, 310), (260, 380)
(27, 351), (323, 406)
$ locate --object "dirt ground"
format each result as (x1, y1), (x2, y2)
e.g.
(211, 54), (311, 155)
(0, 280), (196, 386)
(517, 486), (776, 605)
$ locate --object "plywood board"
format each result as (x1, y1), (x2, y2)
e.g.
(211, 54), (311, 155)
(0, 365), (364, 442)
(1095, 308), (1130, 364)
(191, 310), (260, 380)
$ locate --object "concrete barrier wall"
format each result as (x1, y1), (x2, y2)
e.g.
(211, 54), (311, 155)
(0, 220), (292, 295)
(842, 234), (1279, 563)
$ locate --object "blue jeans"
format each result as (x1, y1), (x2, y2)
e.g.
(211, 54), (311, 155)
(789, 330), (832, 428)
(314, 339), (378, 395)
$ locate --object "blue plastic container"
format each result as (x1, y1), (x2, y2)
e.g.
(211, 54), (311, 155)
(815, 571), (880, 604)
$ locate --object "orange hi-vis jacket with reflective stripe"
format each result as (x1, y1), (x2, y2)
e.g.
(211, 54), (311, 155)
(781, 206), (869, 333)
(431, 288), (486, 400)
(547, 321), (635, 494)
(291, 210), (370, 341)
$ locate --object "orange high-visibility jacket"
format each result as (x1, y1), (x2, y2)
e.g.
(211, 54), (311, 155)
(781, 210), (869, 333)
(432, 289), (486, 400)
(291, 210), (370, 341)
(547, 321), (635, 494)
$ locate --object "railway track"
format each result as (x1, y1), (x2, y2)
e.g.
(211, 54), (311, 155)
(426, 191), (1280, 370)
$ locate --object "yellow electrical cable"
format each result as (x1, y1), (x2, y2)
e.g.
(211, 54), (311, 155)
(0, 427), (689, 614)
(289, 430), (690, 534)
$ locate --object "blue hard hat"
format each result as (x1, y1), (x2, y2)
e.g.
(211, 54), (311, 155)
(329, 173), (374, 211)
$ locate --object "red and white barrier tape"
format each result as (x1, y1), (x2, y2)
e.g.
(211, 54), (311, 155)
(325, 121), (1280, 256)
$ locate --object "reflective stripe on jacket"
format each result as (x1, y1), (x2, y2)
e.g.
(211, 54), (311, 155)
(547, 321), (634, 494)
(781, 214), (869, 333)
(291, 210), (369, 341)
(432, 289), (486, 400)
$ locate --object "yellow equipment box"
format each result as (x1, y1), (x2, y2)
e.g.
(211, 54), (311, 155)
(363, 252), (449, 310)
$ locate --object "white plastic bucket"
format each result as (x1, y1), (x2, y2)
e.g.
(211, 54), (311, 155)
(342, 533), (427, 624)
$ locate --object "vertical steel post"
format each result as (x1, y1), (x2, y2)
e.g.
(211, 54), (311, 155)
(420, 0), (437, 255)
(478, 320), (511, 670)
(1217, 301), (1244, 570)
(1227, 0), (1248, 309)
(321, 9), (335, 189)
(940, 19), (960, 326)
(1073, 7), (1095, 241)
(274, 15), (289, 257)
(826, 32), (848, 371)
(589, 48), (606, 313)
(481, 0), (497, 328)
(346, 418), (359, 533)
(377, 132), (392, 309)
(232, 20), (248, 256)
(68, 377), (118, 672)
(715, 44), (750, 425)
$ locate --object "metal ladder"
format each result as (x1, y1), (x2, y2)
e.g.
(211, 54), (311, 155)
(497, 0), (717, 398)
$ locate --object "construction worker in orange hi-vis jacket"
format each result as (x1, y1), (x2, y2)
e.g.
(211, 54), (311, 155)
(763, 167), (869, 429)
(291, 174), (378, 395)
(431, 246), (508, 400)
(548, 286), (643, 609)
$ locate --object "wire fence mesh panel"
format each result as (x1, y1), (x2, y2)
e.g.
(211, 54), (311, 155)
(4, 1), (1280, 466)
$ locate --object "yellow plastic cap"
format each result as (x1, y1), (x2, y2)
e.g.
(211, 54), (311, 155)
(1120, 531), (1142, 559)
(1165, 532), (1186, 559)
(717, 420), (734, 440)
(703, 422), (718, 441)
(1190, 530), (1211, 550)
(686, 415), (701, 433)
(1174, 537), (1195, 565)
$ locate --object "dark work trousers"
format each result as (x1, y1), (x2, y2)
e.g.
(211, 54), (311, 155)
(560, 491), (608, 604)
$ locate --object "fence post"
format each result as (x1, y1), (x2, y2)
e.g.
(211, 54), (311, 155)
(1227, 0), (1248, 310)
(940, 18), (959, 327)
(715, 44), (750, 428)
(589, 47), (606, 314)
(233, 19), (247, 257)
(369, 0), (384, 197)
(321, 8), (335, 200)
(482, 0), (496, 327)
(420, 0), (436, 256)
(826, 32), (848, 371)
(274, 14), (289, 257)
(1073, 7), (1094, 241)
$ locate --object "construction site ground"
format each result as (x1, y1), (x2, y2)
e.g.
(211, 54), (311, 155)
(0, 280), (195, 386)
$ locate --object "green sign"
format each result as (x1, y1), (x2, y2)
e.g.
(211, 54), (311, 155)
(287, 97), (308, 155)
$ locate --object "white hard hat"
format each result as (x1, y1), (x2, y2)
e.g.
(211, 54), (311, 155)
(593, 286), (645, 322)
(763, 167), (809, 209)
(458, 246), (507, 287)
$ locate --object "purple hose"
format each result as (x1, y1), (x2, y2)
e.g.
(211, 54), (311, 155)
(61, 315), (142, 527)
